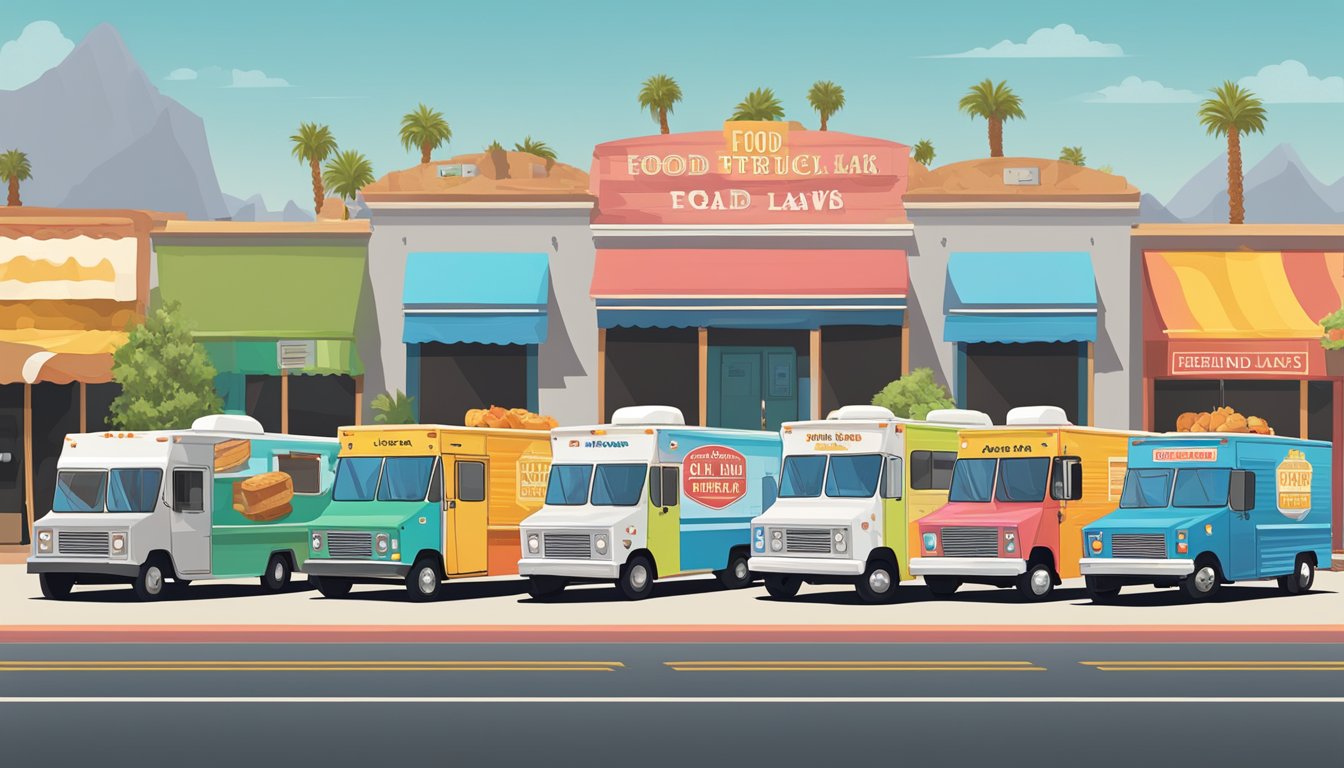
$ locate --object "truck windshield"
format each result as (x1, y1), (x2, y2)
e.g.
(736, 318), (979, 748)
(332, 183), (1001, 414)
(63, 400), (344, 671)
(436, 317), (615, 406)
(996, 458), (1050, 503)
(825, 454), (883, 498)
(545, 464), (593, 505)
(948, 459), (995, 503)
(107, 469), (163, 513)
(53, 471), (107, 512)
(1172, 468), (1231, 508)
(1119, 469), (1173, 508)
(333, 457), (382, 501)
(779, 455), (826, 498)
(378, 457), (435, 501)
(591, 464), (645, 506)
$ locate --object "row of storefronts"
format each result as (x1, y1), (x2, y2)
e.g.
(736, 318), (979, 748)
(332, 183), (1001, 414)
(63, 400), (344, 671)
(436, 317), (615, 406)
(3, 128), (1342, 549)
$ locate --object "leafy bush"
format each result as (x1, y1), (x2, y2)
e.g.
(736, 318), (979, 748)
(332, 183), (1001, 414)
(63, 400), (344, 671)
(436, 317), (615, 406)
(107, 301), (223, 430)
(1321, 308), (1344, 350)
(370, 390), (417, 424)
(871, 368), (955, 420)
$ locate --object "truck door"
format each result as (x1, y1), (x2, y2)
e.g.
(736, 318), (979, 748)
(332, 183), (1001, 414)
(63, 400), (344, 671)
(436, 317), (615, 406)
(647, 465), (680, 575)
(445, 456), (489, 575)
(170, 467), (212, 575)
(1227, 463), (1270, 580)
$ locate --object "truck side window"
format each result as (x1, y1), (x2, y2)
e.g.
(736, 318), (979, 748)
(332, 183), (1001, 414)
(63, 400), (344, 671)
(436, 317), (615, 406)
(911, 451), (957, 490)
(649, 466), (663, 508)
(427, 459), (443, 503)
(458, 461), (485, 503)
(277, 453), (322, 495)
(662, 466), (679, 507)
(172, 470), (204, 513)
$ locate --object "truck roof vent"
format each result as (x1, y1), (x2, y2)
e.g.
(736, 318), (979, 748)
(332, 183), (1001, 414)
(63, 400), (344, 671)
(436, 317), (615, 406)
(829, 405), (896, 421)
(1005, 405), (1071, 427)
(610, 406), (685, 426)
(191, 414), (265, 434)
(925, 408), (993, 427)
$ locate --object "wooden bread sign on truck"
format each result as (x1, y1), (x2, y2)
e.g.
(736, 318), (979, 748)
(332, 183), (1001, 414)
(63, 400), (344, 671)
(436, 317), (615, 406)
(1175, 406), (1272, 435)
(465, 405), (558, 431)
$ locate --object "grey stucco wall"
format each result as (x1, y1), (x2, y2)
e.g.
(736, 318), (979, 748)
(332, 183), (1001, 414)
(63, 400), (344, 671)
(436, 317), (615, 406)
(905, 208), (1141, 429)
(361, 206), (598, 427)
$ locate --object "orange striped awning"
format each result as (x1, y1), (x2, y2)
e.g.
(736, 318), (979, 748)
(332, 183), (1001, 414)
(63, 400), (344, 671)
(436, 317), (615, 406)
(1145, 251), (1344, 339)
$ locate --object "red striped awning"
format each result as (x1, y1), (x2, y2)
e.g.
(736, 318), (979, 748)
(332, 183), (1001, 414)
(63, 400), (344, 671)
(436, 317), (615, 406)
(590, 249), (907, 298)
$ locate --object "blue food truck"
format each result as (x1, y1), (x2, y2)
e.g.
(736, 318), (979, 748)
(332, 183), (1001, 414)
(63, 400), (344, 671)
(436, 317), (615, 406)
(1080, 433), (1332, 602)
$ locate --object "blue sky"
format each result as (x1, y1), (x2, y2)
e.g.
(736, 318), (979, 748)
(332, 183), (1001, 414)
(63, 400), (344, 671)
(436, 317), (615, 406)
(3, 0), (1342, 207)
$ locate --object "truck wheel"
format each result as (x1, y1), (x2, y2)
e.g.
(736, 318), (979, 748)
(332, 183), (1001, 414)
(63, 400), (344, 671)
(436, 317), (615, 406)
(763, 573), (801, 599)
(527, 576), (568, 600)
(261, 555), (292, 591)
(1278, 556), (1315, 595)
(311, 575), (352, 599)
(1085, 575), (1122, 604)
(39, 573), (74, 600)
(1182, 563), (1221, 601)
(132, 561), (167, 602)
(618, 554), (655, 600)
(1016, 563), (1056, 601)
(856, 560), (899, 604)
(714, 552), (753, 590)
(925, 576), (960, 598)
(406, 558), (442, 602)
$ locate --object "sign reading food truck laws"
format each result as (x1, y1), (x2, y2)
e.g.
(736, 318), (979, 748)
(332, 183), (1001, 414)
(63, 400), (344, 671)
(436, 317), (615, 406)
(1168, 348), (1311, 376)
(590, 123), (909, 225)
(1152, 448), (1218, 462)
(1276, 449), (1312, 520)
(683, 445), (747, 510)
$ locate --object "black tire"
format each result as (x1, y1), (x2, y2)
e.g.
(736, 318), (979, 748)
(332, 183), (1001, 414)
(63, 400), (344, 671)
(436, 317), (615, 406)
(1182, 561), (1221, 601)
(527, 575), (568, 600)
(714, 552), (753, 590)
(1278, 556), (1315, 595)
(763, 573), (801, 600)
(618, 553), (655, 601)
(311, 575), (353, 599)
(132, 560), (168, 602)
(856, 559), (899, 604)
(1085, 575), (1122, 604)
(925, 576), (960, 598)
(260, 554), (292, 591)
(1016, 562), (1056, 601)
(39, 573), (74, 600)
(406, 557), (442, 602)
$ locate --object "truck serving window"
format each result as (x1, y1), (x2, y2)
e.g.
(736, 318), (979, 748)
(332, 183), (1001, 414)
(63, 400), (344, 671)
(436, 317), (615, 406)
(1172, 468), (1232, 508)
(591, 464), (645, 507)
(911, 451), (957, 491)
(825, 454), (883, 498)
(378, 457), (436, 502)
(996, 458), (1050, 503)
(780, 455), (826, 498)
(1119, 469), (1173, 508)
(333, 457), (381, 501)
(278, 453), (323, 495)
(107, 469), (163, 513)
(948, 459), (994, 503)
(545, 465), (592, 505)
(53, 471), (107, 513)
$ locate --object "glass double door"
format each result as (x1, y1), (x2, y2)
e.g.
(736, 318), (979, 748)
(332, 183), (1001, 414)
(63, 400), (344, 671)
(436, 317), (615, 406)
(717, 347), (796, 432)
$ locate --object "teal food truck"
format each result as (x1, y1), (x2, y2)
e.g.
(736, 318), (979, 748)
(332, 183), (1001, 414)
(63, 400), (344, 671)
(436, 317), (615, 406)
(1080, 433), (1332, 602)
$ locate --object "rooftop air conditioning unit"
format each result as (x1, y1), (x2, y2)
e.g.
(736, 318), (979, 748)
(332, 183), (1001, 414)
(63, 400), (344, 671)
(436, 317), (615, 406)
(192, 414), (265, 434)
(829, 405), (896, 421)
(925, 408), (994, 427)
(610, 406), (685, 426)
(1005, 405), (1071, 427)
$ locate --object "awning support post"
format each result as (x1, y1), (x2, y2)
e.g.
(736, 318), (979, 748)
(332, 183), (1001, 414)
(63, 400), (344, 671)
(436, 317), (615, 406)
(697, 328), (708, 427)
(597, 329), (607, 423)
(809, 329), (822, 420)
(280, 370), (289, 434)
(23, 384), (32, 545)
(1300, 379), (1308, 439)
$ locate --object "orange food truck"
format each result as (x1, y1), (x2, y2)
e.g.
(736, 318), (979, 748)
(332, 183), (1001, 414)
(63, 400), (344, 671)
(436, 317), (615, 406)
(909, 406), (1142, 600)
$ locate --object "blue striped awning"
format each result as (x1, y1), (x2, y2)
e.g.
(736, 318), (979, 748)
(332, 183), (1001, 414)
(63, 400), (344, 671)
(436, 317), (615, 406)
(944, 251), (1097, 344)
(402, 252), (549, 345)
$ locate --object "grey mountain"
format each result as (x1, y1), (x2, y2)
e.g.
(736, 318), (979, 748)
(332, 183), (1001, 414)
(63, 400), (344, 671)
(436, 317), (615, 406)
(1164, 144), (1342, 223)
(1139, 193), (1180, 223)
(223, 193), (313, 222)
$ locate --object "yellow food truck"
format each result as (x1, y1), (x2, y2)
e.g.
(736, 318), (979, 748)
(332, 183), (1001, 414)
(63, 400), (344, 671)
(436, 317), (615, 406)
(302, 425), (551, 601)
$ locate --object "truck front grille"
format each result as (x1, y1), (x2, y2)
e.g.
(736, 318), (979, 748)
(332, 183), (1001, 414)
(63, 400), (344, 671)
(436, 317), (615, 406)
(1112, 533), (1167, 559)
(939, 527), (999, 557)
(327, 531), (373, 558)
(544, 533), (591, 559)
(57, 531), (109, 556)
(784, 529), (833, 555)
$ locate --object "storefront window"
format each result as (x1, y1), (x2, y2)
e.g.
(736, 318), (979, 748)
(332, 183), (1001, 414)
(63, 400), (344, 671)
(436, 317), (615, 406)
(949, 458), (995, 503)
(1120, 469), (1173, 508)
(107, 469), (163, 513)
(1172, 468), (1231, 508)
(53, 471), (106, 513)
(378, 457), (436, 501)
(995, 458), (1050, 503)
(591, 464), (645, 507)
(546, 465), (593, 505)
(780, 455), (826, 498)
(825, 455), (883, 498)
(333, 457), (381, 501)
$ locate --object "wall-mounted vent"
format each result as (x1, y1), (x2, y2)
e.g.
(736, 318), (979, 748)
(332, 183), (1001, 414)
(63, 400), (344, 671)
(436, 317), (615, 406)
(276, 340), (315, 370)
(438, 164), (478, 178)
(1003, 167), (1041, 186)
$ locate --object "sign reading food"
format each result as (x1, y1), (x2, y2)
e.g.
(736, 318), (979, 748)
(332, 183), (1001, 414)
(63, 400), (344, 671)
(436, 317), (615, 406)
(1276, 449), (1312, 520)
(805, 431), (865, 452)
(1152, 448), (1218, 463)
(683, 445), (747, 510)
(516, 448), (552, 505)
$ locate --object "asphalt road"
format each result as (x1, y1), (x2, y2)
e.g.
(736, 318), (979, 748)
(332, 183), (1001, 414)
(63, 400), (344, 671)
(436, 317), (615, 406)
(0, 642), (1340, 766)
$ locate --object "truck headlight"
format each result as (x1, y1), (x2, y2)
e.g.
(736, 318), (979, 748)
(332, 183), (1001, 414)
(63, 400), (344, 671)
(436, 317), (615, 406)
(527, 534), (540, 554)
(1003, 529), (1017, 554)
(37, 529), (52, 553)
(923, 532), (937, 552)
(834, 529), (847, 553)
(1089, 534), (1103, 554)
(770, 535), (784, 552)
(311, 532), (323, 551)
(375, 533), (390, 554)
(110, 532), (127, 557)
(595, 534), (609, 554)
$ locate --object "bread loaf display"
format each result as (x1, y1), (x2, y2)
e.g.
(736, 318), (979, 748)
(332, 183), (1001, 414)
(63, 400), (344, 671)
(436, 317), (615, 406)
(236, 471), (295, 522)
(1174, 406), (1273, 435)
(214, 439), (251, 473)
(464, 405), (558, 431)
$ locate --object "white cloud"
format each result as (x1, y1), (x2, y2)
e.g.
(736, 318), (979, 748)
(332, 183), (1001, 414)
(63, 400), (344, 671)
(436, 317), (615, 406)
(0, 20), (75, 90)
(1084, 76), (1200, 103)
(931, 24), (1124, 58)
(1238, 60), (1343, 103)
(165, 67), (198, 81)
(227, 68), (290, 88)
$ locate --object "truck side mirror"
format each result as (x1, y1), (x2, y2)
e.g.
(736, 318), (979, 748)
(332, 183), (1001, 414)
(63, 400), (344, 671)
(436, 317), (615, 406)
(1052, 457), (1083, 501)
(883, 456), (904, 500)
(1229, 470), (1255, 513)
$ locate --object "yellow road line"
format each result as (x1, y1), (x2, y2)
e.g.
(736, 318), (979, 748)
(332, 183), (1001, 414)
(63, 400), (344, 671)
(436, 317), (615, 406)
(667, 661), (1044, 672)
(0, 661), (623, 673)
(1083, 661), (1344, 672)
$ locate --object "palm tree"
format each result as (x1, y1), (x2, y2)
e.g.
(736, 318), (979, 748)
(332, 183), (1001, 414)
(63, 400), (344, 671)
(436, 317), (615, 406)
(912, 140), (936, 167)
(322, 150), (374, 220)
(958, 79), (1025, 157)
(399, 103), (452, 165)
(1059, 146), (1086, 167)
(731, 88), (784, 121)
(514, 136), (557, 166)
(0, 150), (32, 206)
(807, 81), (845, 131)
(637, 74), (682, 135)
(289, 123), (338, 215)
(1198, 81), (1267, 225)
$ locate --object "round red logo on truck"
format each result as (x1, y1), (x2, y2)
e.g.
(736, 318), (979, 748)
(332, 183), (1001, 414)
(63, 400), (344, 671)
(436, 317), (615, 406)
(683, 445), (748, 510)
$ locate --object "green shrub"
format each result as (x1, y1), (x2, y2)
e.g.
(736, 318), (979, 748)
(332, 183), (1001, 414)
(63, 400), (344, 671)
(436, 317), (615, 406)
(871, 368), (955, 420)
(107, 301), (223, 430)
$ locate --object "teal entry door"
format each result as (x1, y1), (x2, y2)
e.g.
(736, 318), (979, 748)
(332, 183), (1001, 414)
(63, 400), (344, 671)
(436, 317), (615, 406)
(717, 347), (797, 431)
